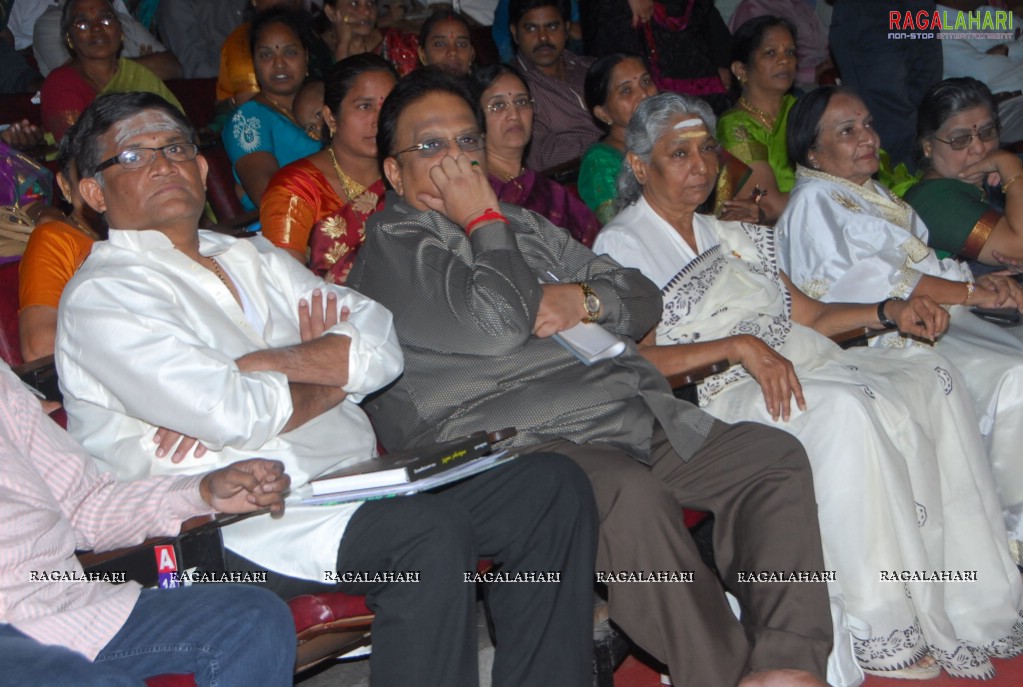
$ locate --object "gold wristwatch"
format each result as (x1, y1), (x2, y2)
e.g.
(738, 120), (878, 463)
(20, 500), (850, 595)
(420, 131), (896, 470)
(580, 282), (601, 323)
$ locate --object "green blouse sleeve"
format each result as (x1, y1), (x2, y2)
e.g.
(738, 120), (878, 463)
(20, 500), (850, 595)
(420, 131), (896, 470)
(904, 178), (992, 259)
(578, 144), (624, 224)
(717, 110), (769, 167)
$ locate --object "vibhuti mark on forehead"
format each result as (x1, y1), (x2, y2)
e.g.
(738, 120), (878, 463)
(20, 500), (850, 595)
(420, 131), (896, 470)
(111, 111), (186, 148)
(674, 117), (708, 139)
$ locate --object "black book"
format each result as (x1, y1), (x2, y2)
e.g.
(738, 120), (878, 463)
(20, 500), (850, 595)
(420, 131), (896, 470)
(310, 431), (494, 496)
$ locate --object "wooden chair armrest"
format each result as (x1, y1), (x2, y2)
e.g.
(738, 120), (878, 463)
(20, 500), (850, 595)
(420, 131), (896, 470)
(76, 515), (218, 570)
(539, 157), (582, 185)
(13, 354), (61, 402)
(666, 359), (729, 389)
(206, 209), (259, 237)
(830, 326), (891, 349)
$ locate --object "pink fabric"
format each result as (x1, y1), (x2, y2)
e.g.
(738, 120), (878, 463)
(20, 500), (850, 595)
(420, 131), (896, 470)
(653, 0), (697, 31)
(654, 73), (728, 96)
(0, 365), (211, 659)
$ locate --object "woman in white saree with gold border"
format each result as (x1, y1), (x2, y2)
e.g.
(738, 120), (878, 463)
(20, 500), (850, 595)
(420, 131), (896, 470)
(776, 86), (1023, 576)
(595, 92), (1023, 681)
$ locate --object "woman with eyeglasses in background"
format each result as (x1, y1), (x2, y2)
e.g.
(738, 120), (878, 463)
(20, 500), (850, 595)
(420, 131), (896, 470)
(473, 63), (599, 247)
(40, 0), (182, 139)
(904, 77), (1023, 269)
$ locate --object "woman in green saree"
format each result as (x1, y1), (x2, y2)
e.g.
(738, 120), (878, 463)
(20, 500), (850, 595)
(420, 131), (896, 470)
(716, 15), (797, 224)
(580, 53), (758, 225)
(719, 15), (916, 225)
(904, 77), (1023, 267)
(578, 53), (657, 224)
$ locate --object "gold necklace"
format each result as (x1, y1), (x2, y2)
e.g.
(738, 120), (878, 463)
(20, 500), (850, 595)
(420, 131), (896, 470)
(261, 93), (301, 127)
(78, 60), (119, 93)
(328, 147), (379, 212)
(66, 213), (99, 240)
(208, 257), (232, 291)
(738, 96), (777, 129)
(501, 166), (523, 182)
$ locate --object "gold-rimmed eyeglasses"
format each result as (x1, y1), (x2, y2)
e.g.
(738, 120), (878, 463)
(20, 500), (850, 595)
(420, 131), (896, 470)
(485, 97), (535, 115)
(933, 124), (999, 150)
(393, 132), (486, 158)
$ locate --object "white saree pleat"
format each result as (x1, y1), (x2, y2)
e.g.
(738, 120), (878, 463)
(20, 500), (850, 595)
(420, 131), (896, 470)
(929, 309), (1023, 518)
(703, 329), (1023, 678)
(778, 171), (1023, 561)
(655, 220), (1023, 679)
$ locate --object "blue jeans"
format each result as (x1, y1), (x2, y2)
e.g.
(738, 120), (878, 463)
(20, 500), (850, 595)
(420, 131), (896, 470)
(0, 584), (295, 686)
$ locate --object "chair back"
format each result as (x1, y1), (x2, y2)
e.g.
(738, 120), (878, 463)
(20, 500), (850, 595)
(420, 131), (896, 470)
(203, 142), (246, 223)
(0, 258), (24, 368)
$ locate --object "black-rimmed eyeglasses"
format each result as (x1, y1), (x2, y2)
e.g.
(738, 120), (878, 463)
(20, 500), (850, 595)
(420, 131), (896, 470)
(95, 143), (200, 172)
(393, 133), (486, 159)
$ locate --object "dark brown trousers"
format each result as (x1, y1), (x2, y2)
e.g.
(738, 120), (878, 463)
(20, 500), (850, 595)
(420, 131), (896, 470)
(537, 421), (833, 687)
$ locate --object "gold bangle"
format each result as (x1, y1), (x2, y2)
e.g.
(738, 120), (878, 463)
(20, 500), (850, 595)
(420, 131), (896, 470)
(1002, 172), (1023, 194)
(963, 280), (976, 305)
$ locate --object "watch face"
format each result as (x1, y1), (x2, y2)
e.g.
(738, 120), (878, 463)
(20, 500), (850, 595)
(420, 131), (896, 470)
(585, 294), (601, 313)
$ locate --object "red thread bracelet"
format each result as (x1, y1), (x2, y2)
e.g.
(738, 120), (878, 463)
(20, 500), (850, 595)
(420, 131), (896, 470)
(465, 208), (509, 233)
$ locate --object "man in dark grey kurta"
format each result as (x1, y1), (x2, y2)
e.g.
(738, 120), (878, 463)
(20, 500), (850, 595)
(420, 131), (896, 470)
(348, 69), (833, 687)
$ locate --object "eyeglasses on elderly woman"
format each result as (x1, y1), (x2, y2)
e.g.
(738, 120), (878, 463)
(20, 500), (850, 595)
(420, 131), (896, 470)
(932, 123), (999, 151)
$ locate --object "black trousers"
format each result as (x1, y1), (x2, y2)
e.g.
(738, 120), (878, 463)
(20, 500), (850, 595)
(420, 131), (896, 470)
(227, 452), (598, 687)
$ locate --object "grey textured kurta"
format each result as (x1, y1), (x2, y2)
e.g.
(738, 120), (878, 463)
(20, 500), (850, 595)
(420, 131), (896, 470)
(348, 193), (715, 462)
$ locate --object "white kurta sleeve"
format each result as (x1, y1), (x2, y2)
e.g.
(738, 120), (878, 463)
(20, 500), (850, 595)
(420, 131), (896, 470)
(256, 239), (403, 400)
(779, 185), (918, 303)
(57, 275), (294, 453)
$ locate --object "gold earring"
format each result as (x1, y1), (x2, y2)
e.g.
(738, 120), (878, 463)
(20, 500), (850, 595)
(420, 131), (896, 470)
(65, 34), (74, 51)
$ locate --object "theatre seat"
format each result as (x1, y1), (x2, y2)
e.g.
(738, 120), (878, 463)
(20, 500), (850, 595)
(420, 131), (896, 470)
(0, 256), (372, 674)
(2, 252), (731, 680)
(144, 676), (197, 687)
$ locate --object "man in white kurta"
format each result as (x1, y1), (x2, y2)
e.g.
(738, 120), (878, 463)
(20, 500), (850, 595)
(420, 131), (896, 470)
(53, 91), (600, 686)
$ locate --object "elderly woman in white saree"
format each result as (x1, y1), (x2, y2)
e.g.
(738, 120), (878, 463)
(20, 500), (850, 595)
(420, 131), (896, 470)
(775, 85), (1023, 573)
(594, 92), (1023, 681)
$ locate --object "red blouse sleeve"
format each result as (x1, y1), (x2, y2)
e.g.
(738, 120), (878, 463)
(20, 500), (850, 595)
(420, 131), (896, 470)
(40, 66), (97, 140)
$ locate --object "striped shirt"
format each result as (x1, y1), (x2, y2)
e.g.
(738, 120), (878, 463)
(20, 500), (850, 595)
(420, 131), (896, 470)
(517, 50), (602, 172)
(0, 364), (211, 660)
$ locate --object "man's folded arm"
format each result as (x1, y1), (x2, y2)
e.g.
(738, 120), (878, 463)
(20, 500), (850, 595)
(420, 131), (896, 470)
(262, 238), (404, 396)
(57, 285), (295, 451)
